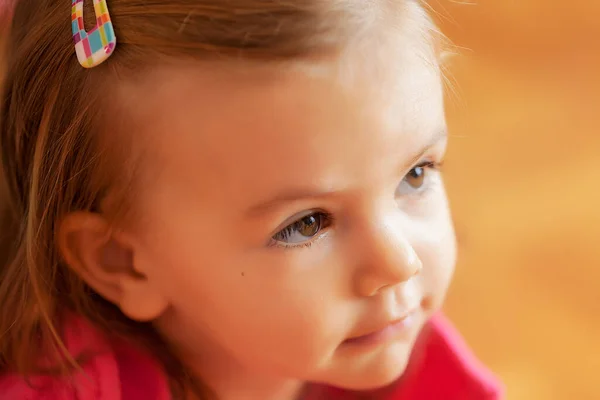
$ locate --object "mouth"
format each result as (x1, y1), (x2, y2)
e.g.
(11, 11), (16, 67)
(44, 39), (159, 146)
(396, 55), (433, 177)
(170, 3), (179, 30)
(343, 310), (418, 347)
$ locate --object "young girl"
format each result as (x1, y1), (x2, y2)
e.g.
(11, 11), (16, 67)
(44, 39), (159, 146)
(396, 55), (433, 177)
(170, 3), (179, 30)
(0, 0), (502, 399)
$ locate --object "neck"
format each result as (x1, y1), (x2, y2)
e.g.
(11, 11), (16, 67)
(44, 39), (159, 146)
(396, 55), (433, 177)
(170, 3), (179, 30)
(156, 314), (313, 400)
(184, 357), (306, 400)
(170, 334), (307, 400)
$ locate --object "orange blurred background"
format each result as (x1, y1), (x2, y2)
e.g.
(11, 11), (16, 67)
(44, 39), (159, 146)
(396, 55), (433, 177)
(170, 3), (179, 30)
(429, 1), (600, 399)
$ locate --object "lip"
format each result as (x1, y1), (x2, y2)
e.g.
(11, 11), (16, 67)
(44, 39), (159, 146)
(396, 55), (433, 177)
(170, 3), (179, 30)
(343, 311), (417, 347)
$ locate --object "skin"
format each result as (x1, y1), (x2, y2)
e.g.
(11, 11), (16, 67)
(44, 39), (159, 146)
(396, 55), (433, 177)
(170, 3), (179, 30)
(58, 7), (456, 400)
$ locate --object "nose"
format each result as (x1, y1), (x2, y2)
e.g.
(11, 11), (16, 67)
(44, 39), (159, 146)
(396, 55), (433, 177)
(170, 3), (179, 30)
(353, 212), (423, 297)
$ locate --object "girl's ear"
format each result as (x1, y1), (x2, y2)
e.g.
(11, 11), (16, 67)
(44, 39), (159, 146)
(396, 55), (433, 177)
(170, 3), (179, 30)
(57, 212), (169, 321)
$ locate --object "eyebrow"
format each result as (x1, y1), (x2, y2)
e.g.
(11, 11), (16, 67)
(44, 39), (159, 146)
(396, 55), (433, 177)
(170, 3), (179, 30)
(246, 128), (447, 216)
(404, 128), (448, 169)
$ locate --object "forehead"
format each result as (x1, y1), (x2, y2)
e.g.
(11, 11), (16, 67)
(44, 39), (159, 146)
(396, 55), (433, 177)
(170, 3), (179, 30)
(119, 13), (444, 207)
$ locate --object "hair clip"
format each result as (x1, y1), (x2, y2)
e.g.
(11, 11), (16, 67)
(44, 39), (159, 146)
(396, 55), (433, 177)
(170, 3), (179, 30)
(71, 0), (116, 68)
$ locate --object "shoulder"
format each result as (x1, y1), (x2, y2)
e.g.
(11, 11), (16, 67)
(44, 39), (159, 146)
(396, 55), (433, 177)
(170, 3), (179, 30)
(0, 316), (171, 400)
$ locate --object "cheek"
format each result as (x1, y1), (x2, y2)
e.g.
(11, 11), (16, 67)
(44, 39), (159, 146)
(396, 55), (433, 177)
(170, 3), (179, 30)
(413, 197), (456, 312)
(183, 267), (347, 374)
(145, 228), (350, 374)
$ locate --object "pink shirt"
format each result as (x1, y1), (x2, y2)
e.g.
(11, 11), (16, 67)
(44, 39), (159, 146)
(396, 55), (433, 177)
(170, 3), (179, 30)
(0, 314), (502, 399)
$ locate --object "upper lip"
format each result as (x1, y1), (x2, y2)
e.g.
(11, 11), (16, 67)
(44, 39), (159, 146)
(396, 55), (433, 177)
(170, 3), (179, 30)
(347, 309), (417, 340)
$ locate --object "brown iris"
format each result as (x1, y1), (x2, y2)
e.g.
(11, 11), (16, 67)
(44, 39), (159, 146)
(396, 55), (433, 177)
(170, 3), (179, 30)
(296, 215), (320, 237)
(406, 165), (426, 189)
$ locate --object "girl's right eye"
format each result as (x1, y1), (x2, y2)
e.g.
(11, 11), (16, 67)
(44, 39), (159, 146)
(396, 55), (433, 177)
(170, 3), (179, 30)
(271, 212), (332, 247)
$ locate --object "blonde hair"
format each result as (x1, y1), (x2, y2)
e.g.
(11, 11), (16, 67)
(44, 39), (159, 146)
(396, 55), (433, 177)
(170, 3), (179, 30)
(0, 0), (441, 397)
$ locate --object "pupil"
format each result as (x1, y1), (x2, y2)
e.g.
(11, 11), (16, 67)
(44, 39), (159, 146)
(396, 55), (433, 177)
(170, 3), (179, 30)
(299, 215), (320, 237)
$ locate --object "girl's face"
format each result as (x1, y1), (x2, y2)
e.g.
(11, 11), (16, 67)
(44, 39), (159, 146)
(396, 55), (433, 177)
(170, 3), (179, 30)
(118, 20), (455, 391)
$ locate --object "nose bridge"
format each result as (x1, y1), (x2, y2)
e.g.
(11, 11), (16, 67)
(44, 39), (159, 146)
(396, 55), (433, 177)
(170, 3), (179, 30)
(353, 208), (422, 297)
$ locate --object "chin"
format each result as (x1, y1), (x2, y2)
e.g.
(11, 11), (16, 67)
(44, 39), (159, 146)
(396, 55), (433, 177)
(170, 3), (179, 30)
(323, 341), (412, 391)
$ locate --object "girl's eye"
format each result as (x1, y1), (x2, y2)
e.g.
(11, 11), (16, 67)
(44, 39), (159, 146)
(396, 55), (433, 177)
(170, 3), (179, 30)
(272, 212), (331, 245)
(405, 165), (427, 189)
(396, 162), (441, 196)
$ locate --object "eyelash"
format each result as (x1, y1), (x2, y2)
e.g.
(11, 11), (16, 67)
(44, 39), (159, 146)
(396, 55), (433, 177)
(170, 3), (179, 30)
(412, 160), (444, 194)
(269, 160), (444, 250)
(417, 160), (444, 173)
(268, 212), (334, 250)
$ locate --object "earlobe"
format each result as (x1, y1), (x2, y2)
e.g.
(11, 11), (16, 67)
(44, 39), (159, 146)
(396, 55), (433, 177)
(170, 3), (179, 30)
(57, 212), (169, 321)
(118, 282), (170, 322)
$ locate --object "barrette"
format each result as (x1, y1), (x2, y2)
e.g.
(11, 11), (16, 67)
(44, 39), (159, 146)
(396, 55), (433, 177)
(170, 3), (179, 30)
(71, 0), (116, 68)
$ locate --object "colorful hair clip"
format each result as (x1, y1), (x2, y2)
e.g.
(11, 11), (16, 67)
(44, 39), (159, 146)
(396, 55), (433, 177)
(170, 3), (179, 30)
(71, 0), (116, 68)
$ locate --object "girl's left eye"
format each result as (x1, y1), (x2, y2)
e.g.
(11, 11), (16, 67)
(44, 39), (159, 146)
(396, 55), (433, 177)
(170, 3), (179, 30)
(396, 162), (441, 196)
(271, 212), (331, 247)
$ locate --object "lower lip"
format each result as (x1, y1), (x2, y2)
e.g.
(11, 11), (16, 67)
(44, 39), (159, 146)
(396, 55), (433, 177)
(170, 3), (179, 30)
(343, 314), (416, 347)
